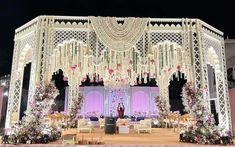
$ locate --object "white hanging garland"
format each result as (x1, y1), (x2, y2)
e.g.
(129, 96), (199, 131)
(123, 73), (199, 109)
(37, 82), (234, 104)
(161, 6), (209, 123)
(89, 16), (148, 51)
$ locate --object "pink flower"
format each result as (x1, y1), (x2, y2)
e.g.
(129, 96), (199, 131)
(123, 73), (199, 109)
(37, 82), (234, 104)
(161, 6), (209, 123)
(127, 69), (131, 73)
(176, 64), (181, 71)
(108, 68), (114, 75)
(63, 76), (68, 81)
(150, 59), (155, 64)
(82, 77), (86, 81)
(70, 64), (77, 70)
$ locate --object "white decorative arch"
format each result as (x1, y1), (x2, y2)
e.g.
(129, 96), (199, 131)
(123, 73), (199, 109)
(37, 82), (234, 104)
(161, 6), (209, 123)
(17, 44), (33, 73)
(205, 46), (229, 129)
(152, 41), (191, 110)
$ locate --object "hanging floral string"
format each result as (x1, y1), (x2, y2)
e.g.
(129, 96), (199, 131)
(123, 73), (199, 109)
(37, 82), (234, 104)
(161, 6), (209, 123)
(68, 93), (84, 128)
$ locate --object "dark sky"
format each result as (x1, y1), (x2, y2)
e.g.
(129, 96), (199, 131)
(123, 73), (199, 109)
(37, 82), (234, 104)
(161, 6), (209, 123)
(0, 0), (234, 77)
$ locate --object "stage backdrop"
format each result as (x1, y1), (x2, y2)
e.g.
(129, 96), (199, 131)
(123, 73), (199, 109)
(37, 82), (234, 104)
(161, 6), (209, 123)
(65, 86), (159, 117)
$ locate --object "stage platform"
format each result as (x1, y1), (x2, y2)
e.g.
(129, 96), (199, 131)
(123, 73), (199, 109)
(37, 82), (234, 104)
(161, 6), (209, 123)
(50, 127), (200, 145)
(1, 127), (234, 146)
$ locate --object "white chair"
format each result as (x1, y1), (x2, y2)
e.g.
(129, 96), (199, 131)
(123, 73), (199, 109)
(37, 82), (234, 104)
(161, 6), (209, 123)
(61, 134), (76, 145)
(99, 118), (105, 128)
(116, 118), (129, 127)
(135, 119), (152, 134)
(77, 118), (92, 133)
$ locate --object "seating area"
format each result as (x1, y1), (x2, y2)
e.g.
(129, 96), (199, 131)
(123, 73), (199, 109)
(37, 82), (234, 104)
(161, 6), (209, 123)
(74, 112), (195, 136)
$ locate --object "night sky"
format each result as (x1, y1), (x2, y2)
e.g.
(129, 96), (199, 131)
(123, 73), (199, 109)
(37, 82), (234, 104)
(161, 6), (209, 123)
(0, 0), (234, 77)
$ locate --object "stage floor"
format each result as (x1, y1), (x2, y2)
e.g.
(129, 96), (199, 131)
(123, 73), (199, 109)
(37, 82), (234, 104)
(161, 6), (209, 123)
(52, 127), (190, 145)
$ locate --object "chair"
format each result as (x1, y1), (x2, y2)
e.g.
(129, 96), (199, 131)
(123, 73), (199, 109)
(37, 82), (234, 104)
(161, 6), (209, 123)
(77, 118), (92, 133)
(135, 119), (152, 134)
(61, 134), (76, 145)
(116, 118), (129, 127)
(90, 117), (99, 121)
(99, 118), (105, 128)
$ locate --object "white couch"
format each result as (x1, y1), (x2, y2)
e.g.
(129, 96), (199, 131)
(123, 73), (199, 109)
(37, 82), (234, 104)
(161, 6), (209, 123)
(77, 118), (92, 133)
(134, 119), (152, 134)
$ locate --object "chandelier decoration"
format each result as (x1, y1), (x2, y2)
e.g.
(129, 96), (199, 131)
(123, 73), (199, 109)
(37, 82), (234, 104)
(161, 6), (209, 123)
(89, 16), (148, 51)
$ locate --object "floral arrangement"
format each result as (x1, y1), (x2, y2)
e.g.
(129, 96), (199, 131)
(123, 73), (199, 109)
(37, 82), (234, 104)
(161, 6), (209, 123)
(67, 93), (84, 128)
(180, 82), (233, 145)
(8, 82), (61, 144)
(155, 96), (168, 119)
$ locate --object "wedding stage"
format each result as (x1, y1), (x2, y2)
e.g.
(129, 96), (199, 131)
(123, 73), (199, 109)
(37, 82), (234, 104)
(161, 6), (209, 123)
(3, 16), (233, 146)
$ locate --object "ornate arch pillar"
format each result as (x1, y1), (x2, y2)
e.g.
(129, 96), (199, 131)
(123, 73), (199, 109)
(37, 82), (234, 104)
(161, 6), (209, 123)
(190, 20), (211, 113)
(5, 42), (29, 127)
(219, 41), (232, 130)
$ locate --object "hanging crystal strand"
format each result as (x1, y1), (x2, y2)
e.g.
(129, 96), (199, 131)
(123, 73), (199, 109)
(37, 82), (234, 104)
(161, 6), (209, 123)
(75, 42), (79, 74)
(150, 56), (153, 78)
(173, 44), (177, 67)
(58, 46), (61, 68)
(55, 50), (58, 70)
(153, 50), (156, 79)
(136, 52), (140, 78)
(109, 50), (112, 70)
(144, 65), (147, 84)
(70, 42), (73, 67)
(163, 42), (167, 70)
(128, 50), (132, 84)
(121, 51), (124, 76)
(113, 51), (117, 79)
(143, 32), (146, 65)
(157, 44), (161, 75)
(72, 42), (74, 65)
(90, 58), (93, 79)
(63, 45), (65, 70)
(102, 49), (106, 79)
(85, 24), (90, 77)
(167, 44), (170, 68)
(67, 43), (70, 67)
(74, 42), (77, 68)
(82, 44), (85, 76)
(78, 43), (81, 75)
(87, 48), (91, 76)
(64, 44), (69, 70)
(84, 48), (87, 76)
(64, 43), (67, 72)
(88, 57), (91, 80)
(171, 45), (173, 69)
